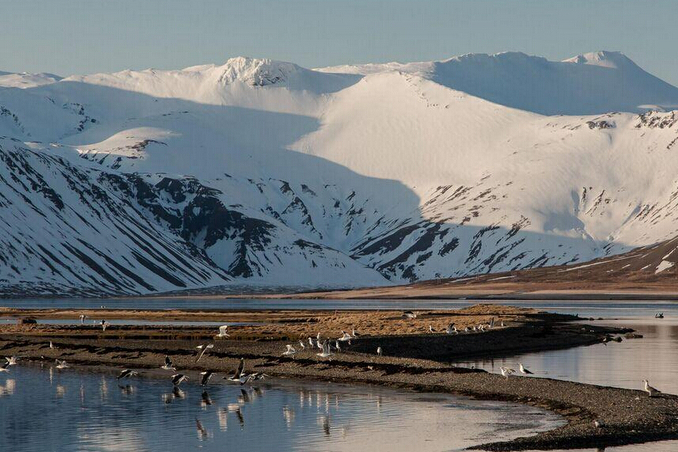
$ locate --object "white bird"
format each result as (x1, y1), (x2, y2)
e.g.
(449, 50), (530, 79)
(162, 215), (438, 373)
(519, 363), (533, 375)
(317, 339), (323, 350)
(55, 359), (69, 370)
(351, 328), (359, 338)
(101, 320), (109, 332)
(216, 325), (229, 338)
(316, 332), (321, 341)
(402, 311), (417, 319)
(308, 337), (314, 347)
(594, 419), (605, 428)
(298, 340), (306, 350)
(376, 346), (382, 356)
(500, 367), (515, 379)
(172, 374), (189, 386)
(226, 358), (248, 383)
(117, 369), (138, 380)
(489, 317), (495, 328)
(282, 345), (296, 357)
(79, 314), (87, 324)
(200, 370), (214, 386)
(317, 341), (334, 359)
(0, 362), (9, 372)
(49, 341), (56, 350)
(446, 324), (457, 334)
(5, 356), (17, 366)
(161, 355), (176, 371)
(338, 331), (352, 342)
(464, 327), (470, 333)
(335, 340), (341, 352)
(643, 379), (662, 397)
(195, 344), (214, 362)
(428, 325), (435, 333)
(500, 321), (505, 327)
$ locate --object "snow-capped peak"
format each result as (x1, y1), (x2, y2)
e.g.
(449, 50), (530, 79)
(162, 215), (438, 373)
(563, 51), (636, 69)
(0, 71), (62, 89)
(214, 57), (303, 87)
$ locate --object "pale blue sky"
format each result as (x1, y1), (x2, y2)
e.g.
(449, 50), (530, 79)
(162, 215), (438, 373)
(2, 0), (677, 85)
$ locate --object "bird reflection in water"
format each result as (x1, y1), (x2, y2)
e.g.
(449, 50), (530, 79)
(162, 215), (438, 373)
(217, 408), (228, 431)
(195, 418), (211, 440)
(201, 390), (212, 407)
(282, 405), (295, 429)
(99, 375), (108, 400)
(0, 379), (15, 396)
(317, 414), (331, 436)
(118, 384), (135, 395)
(163, 387), (186, 404)
(55, 384), (65, 398)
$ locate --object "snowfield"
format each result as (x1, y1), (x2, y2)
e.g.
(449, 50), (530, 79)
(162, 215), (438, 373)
(1, 51), (678, 295)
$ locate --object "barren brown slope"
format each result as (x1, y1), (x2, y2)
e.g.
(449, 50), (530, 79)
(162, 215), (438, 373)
(269, 236), (678, 299)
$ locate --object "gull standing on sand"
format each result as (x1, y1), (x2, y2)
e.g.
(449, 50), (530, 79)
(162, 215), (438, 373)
(519, 363), (533, 375)
(49, 341), (57, 350)
(79, 314), (87, 324)
(162, 355), (176, 371)
(195, 344), (214, 362)
(402, 311), (417, 319)
(116, 369), (138, 380)
(283, 345), (297, 357)
(200, 370), (214, 386)
(172, 374), (189, 386)
(428, 325), (435, 333)
(446, 323), (457, 334)
(351, 328), (359, 338)
(334, 340), (341, 352)
(308, 337), (315, 348)
(643, 379), (662, 397)
(298, 340), (306, 350)
(376, 347), (382, 357)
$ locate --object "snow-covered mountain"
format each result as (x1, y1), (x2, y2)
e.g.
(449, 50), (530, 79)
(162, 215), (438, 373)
(2, 51), (678, 296)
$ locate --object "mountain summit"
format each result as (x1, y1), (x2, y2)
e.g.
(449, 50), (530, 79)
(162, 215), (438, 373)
(1, 52), (678, 295)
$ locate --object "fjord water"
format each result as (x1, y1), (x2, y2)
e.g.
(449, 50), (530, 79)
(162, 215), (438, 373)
(0, 365), (561, 452)
(2, 299), (678, 451)
(457, 302), (678, 395)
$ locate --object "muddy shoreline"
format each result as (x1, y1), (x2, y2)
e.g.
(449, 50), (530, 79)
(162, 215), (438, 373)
(1, 305), (677, 450)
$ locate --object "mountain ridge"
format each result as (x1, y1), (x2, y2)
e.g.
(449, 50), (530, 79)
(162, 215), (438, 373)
(1, 51), (678, 296)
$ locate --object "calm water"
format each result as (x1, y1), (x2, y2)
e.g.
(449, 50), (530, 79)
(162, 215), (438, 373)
(2, 298), (678, 450)
(458, 312), (678, 395)
(0, 364), (562, 452)
(1, 297), (677, 314)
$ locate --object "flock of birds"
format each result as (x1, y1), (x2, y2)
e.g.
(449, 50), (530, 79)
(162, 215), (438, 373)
(37, 325), (268, 390)
(1, 311), (668, 415)
(281, 312), (506, 362)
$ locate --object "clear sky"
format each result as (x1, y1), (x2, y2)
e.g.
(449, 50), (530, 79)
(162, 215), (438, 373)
(2, 0), (677, 86)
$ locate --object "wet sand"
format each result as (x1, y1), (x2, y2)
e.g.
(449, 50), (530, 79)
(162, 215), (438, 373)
(1, 304), (676, 450)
